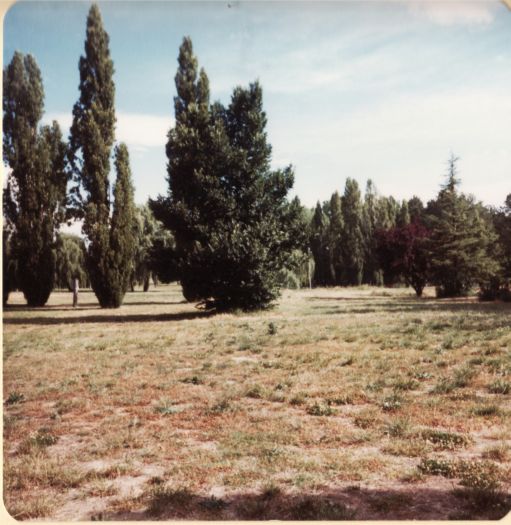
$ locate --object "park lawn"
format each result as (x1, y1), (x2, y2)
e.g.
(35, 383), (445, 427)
(3, 284), (511, 520)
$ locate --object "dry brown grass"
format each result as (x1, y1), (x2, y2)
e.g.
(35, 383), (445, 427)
(3, 284), (511, 520)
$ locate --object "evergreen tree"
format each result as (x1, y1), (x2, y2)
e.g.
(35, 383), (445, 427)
(493, 194), (511, 298)
(69, 4), (135, 308)
(3, 52), (68, 306)
(151, 39), (304, 309)
(428, 156), (500, 297)
(341, 178), (364, 285)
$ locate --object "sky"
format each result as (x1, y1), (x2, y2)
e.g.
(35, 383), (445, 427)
(4, 0), (511, 214)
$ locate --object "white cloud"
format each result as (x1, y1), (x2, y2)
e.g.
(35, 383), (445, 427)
(407, 0), (496, 27)
(43, 112), (172, 149)
(271, 86), (511, 207)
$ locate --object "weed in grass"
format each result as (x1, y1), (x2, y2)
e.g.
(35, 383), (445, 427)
(487, 380), (510, 395)
(154, 399), (182, 415)
(383, 418), (411, 437)
(353, 410), (380, 429)
(471, 404), (501, 417)
(381, 393), (403, 412)
(482, 444), (510, 463)
(393, 378), (419, 391)
(209, 396), (235, 414)
(420, 428), (470, 450)
(18, 429), (58, 454)
(5, 391), (25, 405)
(418, 458), (455, 477)
(267, 322), (277, 335)
(289, 392), (308, 406)
(383, 439), (430, 458)
(181, 375), (203, 385)
(306, 401), (334, 416)
(245, 384), (265, 399)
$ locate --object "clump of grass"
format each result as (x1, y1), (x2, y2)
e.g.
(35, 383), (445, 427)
(353, 409), (380, 429)
(180, 375), (203, 385)
(267, 322), (277, 335)
(487, 380), (510, 395)
(148, 486), (194, 516)
(482, 444), (510, 463)
(154, 399), (181, 415)
(209, 396), (235, 414)
(471, 404), (501, 417)
(418, 458), (456, 477)
(381, 393), (403, 412)
(18, 429), (58, 454)
(289, 392), (308, 406)
(5, 391), (25, 405)
(339, 356), (354, 367)
(383, 417), (411, 437)
(245, 384), (265, 399)
(306, 401), (334, 416)
(420, 428), (470, 449)
(393, 378), (419, 391)
(382, 439), (429, 458)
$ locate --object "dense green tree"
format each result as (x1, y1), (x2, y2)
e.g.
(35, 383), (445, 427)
(376, 222), (430, 296)
(3, 52), (68, 306)
(151, 38), (304, 309)
(428, 156), (500, 297)
(69, 4), (135, 308)
(55, 234), (89, 290)
(341, 178), (365, 285)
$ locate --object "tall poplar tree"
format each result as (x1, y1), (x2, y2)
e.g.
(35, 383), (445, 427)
(69, 4), (135, 307)
(327, 192), (344, 284)
(341, 178), (365, 285)
(3, 52), (68, 306)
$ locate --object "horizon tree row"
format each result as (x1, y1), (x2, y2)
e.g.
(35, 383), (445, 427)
(308, 156), (510, 299)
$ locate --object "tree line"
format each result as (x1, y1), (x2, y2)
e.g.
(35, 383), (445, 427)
(3, 4), (511, 310)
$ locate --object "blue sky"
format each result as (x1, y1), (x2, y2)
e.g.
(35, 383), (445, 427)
(4, 0), (511, 213)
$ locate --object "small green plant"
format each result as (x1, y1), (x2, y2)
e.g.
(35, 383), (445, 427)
(420, 428), (469, 449)
(417, 458), (455, 477)
(181, 375), (203, 385)
(381, 393), (403, 411)
(487, 380), (510, 395)
(267, 322), (277, 335)
(245, 384), (264, 399)
(471, 404), (501, 417)
(5, 391), (25, 405)
(18, 429), (58, 454)
(306, 401), (334, 416)
(383, 418), (411, 437)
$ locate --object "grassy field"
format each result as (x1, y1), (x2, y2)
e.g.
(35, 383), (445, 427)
(3, 284), (511, 520)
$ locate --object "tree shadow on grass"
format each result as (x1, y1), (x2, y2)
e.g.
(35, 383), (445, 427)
(3, 310), (215, 326)
(3, 301), (186, 312)
(101, 485), (511, 521)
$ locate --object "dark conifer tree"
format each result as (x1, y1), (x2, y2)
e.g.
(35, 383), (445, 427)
(3, 52), (68, 306)
(69, 4), (135, 308)
(151, 39), (303, 309)
(428, 156), (500, 297)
